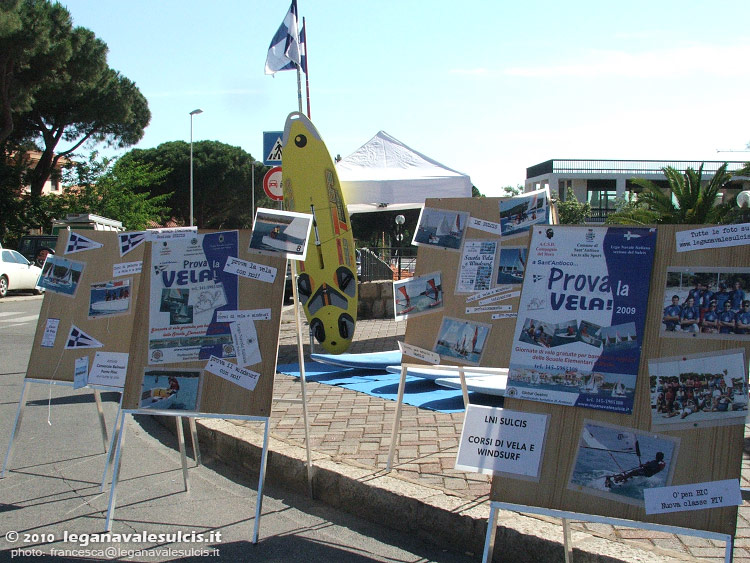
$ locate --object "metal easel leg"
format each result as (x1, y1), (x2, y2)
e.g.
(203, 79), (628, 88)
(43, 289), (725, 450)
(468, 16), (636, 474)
(176, 416), (189, 491)
(253, 418), (270, 544)
(725, 535), (734, 563)
(100, 396), (123, 491)
(458, 367), (470, 408)
(105, 410), (127, 532)
(482, 502), (500, 563)
(188, 417), (201, 466)
(386, 365), (408, 471)
(562, 518), (573, 563)
(2, 380), (31, 478)
(93, 389), (109, 452)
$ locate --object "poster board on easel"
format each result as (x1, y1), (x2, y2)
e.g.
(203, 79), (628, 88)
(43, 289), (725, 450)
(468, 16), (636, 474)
(386, 192), (553, 470)
(120, 229), (286, 416)
(2, 229), (147, 478)
(490, 223), (749, 537)
(27, 229), (146, 387)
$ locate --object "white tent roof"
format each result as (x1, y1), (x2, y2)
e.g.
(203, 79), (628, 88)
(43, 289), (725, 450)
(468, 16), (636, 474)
(336, 131), (472, 214)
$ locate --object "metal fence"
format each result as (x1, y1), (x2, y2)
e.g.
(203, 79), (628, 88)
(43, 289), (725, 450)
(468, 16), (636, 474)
(358, 246), (417, 282)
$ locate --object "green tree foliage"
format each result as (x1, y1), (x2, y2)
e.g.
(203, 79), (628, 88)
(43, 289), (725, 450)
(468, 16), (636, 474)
(555, 188), (591, 224)
(471, 185), (484, 197)
(500, 185), (523, 197)
(57, 152), (171, 230)
(0, 0), (73, 143)
(118, 141), (268, 228)
(1, 1), (150, 196)
(606, 164), (732, 225)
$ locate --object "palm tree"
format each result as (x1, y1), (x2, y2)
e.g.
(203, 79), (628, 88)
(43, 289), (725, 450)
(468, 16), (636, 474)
(606, 163), (731, 225)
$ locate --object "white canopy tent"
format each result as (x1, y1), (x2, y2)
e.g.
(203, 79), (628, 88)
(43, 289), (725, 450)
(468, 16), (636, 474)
(336, 131), (472, 214)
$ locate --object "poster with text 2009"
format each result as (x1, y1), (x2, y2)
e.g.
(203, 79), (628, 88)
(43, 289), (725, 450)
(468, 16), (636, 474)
(506, 226), (657, 414)
(148, 231), (238, 364)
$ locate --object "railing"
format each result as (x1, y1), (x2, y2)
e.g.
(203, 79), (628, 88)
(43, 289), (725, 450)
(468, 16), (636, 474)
(358, 246), (417, 282)
(585, 208), (613, 223)
(527, 159), (747, 178)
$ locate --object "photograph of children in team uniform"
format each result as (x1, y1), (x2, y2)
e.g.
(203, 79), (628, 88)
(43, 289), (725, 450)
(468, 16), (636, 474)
(649, 349), (748, 430)
(660, 268), (750, 340)
(568, 421), (679, 507)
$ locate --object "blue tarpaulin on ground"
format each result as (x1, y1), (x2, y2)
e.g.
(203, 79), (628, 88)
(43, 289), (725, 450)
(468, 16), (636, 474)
(276, 362), (503, 413)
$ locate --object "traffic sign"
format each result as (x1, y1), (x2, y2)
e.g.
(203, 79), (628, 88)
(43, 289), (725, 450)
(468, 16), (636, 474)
(263, 131), (283, 165)
(263, 166), (283, 201)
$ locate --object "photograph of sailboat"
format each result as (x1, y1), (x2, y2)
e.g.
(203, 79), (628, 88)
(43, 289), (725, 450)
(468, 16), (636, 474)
(496, 247), (527, 285)
(88, 278), (131, 318)
(393, 271), (443, 320)
(499, 188), (550, 238)
(248, 208), (312, 259)
(433, 317), (491, 364)
(37, 255), (85, 297)
(140, 368), (202, 411)
(413, 207), (469, 251)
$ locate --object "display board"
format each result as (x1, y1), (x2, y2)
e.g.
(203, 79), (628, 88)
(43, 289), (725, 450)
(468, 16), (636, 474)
(120, 230), (286, 417)
(403, 194), (549, 368)
(27, 230), (147, 387)
(490, 224), (748, 536)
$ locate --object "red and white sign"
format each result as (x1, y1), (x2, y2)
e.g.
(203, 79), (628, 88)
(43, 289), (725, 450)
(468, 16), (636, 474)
(263, 166), (283, 201)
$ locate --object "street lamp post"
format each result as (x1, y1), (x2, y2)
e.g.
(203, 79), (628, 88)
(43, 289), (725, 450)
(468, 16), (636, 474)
(395, 214), (405, 280)
(189, 108), (203, 227)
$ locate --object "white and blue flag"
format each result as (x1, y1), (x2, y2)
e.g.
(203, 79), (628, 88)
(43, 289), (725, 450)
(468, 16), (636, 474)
(265, 0), (301, 75)
(65, 231), (103, 254)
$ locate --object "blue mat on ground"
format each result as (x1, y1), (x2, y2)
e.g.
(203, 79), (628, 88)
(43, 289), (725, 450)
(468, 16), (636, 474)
(276, 362), (503, 413)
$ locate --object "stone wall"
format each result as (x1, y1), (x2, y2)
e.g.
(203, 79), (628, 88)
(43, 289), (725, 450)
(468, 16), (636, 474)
(357, 280), (394, 319)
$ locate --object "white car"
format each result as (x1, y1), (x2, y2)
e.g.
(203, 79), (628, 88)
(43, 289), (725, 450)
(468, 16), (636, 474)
(0, 249), (44, 297)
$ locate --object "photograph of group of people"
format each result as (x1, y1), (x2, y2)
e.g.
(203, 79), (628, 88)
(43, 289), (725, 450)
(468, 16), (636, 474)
(661, 269), (750, 340)
(649, 350), (748, 429)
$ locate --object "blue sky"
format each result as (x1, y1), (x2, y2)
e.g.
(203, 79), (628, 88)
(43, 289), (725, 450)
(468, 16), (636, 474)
(60, 0), (750, 195)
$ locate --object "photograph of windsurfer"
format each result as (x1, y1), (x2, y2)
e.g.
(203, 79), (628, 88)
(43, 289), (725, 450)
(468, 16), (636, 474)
(433, 317), (491, 365)
(569, 422), (678, 506)
(649, 350), (748, 429)
(139, 369), (202, 411)
(412, 207), (469, 251)
(393, 271), (443, 320)
(160, 288), (193, 325)
(660, 268), (750, 340)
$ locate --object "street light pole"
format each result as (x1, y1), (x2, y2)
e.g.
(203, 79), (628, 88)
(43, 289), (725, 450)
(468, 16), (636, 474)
(189, 108), (203, 227)
(395, 214), (405, 280)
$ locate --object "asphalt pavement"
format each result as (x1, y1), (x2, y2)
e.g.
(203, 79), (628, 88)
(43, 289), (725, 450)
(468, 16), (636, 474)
(0, 295), (478, 563)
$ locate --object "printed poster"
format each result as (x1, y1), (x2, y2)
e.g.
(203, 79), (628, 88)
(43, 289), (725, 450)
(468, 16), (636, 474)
(506, 226), (657, 414)
(456, 239), (498, 294)
(148, 231), (238, 364)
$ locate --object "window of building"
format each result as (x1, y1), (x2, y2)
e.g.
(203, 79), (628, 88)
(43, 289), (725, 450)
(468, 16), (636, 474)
(558, 179), (572, 201)
(587, 179), (617, 221)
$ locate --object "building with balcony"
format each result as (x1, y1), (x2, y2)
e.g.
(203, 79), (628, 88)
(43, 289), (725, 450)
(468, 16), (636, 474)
(525, 159), (750, 222)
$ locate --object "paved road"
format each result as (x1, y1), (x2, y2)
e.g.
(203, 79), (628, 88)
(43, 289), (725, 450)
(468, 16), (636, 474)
(0, 296), (476, 562)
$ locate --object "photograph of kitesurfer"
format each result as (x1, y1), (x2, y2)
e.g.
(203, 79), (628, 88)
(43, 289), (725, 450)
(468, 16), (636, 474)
(498, 187), (550, 239)
(248, 207), (312, 260)
(496, 246), (527, 285)
(393, 271), (443, 320)
(660, 267), (750, 341)
(139, 368), (202, 411)
(413, 207), (469, 251)
(433, 317), (491, 365)
(568, 422), (679, 507)
(649, 349), (748, 431)
(37, 255), (85, 297)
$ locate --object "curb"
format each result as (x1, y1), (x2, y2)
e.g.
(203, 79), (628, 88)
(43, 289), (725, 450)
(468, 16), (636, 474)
(187, 417), (689, 562)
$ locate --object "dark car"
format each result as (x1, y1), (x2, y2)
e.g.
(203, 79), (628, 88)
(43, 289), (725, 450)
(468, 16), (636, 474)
(17, 235), (58, 266)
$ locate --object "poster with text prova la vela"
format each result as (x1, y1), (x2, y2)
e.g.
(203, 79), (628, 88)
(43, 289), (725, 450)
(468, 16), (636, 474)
(506, 226), (657, 414)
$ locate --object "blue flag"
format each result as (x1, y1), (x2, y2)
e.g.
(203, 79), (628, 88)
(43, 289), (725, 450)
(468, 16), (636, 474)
(265, 0), (301, 75)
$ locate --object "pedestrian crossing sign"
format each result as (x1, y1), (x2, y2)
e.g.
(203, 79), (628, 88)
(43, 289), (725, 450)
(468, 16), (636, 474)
(263, 131), (283, 165)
